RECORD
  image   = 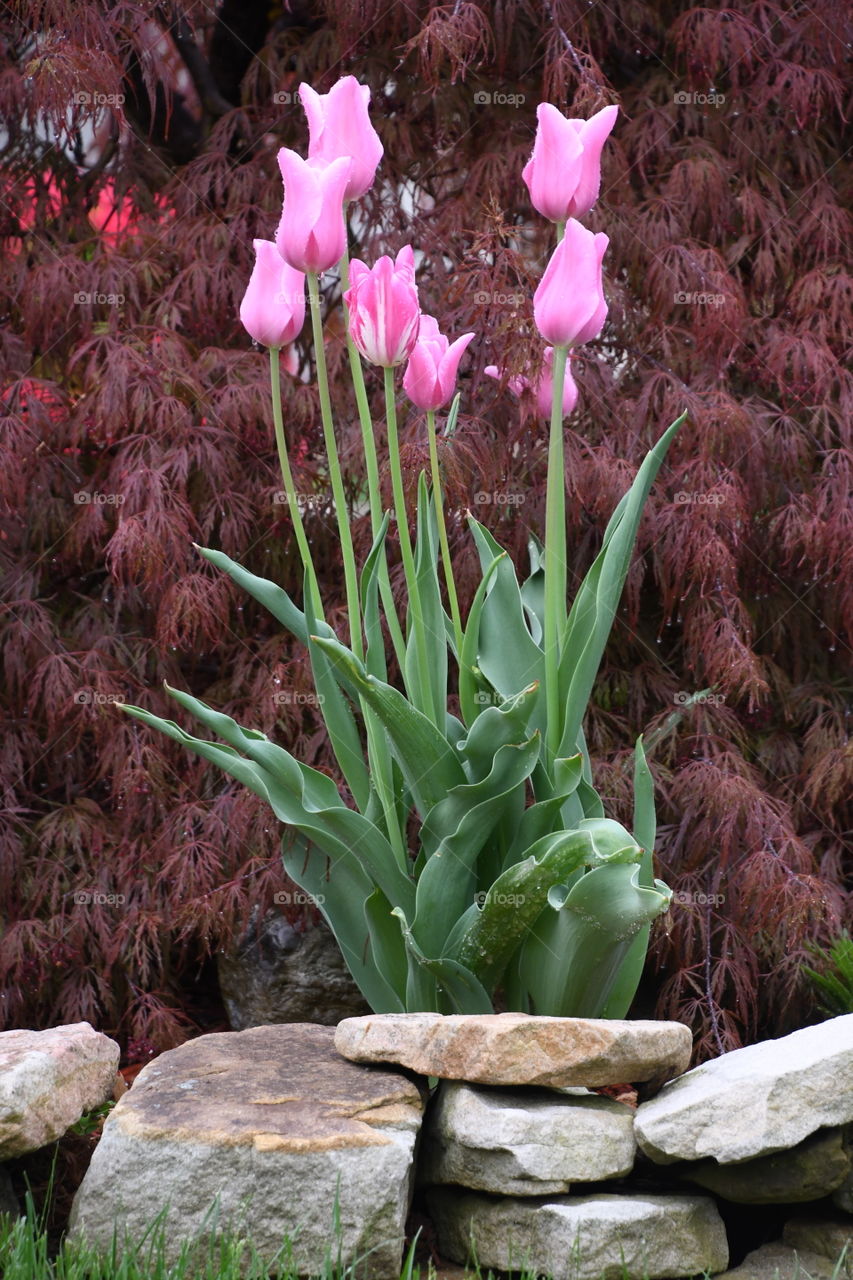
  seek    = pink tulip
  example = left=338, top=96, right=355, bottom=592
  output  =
left=275, top=150, right=351, bottom=274
left=522, top=103, right=618, bottom=223
left=403, top=316, right=475, bottom=411
left=533, top=220, right=609, bottom=347
left=344, top=246, right=421, bottom=367
left=239, top=239, right=306, bottom=349
left=484, top=347, right=578, bottom=418
left=300, top=76, right=383, bottom=203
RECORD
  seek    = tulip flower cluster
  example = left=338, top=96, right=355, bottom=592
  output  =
left=125, top=76, right=685, bottom=1025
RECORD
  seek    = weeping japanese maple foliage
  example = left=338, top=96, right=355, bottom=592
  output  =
left=0, top=0, right=849, bottom=1059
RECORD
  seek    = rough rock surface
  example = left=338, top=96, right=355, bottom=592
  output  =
left=680, top=1126, right=851, bottom=1203
left=834, top=1168, right=853, bottom=1214
left=714, top=1243, right=842, bottom=1280
left=70, top=1024, right=424, bottom=1277
left=426, top=1189, right=729, bottom=1280
left=0, top=1023, right=120, bottom=1159
left=635, top=1014, right=853, bottom=1164
left=335, top=1012, right=692, bottom=1087
left=217, top=913, right=369, bottom=1030
left=420, top=1082, right=635, bottom=1194
left=784, top=1219, right=853, bottom=1279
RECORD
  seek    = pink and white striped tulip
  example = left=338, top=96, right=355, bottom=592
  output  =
left=275, top=150, right=351, bottom=275
left=484, top=346, right=578, bottom=419
left=345, top=246, right=421, bottom=368
left=533, top=220, right=609, bottom=348
left=239, top=239, right=306, bottom=349
left=522, top=103, right=618, bottom=223
left=300, top=76, right=383, bottom=203
left=403, top=315, right=475, bottom=411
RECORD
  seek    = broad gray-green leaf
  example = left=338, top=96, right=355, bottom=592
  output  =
left=451, top=818, right=642, bottom=987
left=282, top=834, right=402, bottom=1014
left=457, top=682, right=541, bottom=783
left=403, top=473, right=447, bottom=722
left=558, top=413, right=686, bottom=758
left=467, top=518, right=545, bottom=720
left=413, top=735, right=541, bottom=954
left=162, top=685, right=415, bottom=916
left=520, top=534, right=546, bottom=645
left=515, top=861, right=671, bottom=1017
left=392, top=908, right=493, bottom=1015
left=458, top=550, right=503, bottom=726
left=303, top=569, right=370, bottom=811
left=310, top=633, right=466, bottom=816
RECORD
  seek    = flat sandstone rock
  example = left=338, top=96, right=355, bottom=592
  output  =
left=70, top=1024, right=424, bottom=1277
left=426, top=1189, right=729, bottom=1280
left=419, top=1081, right=635, bottom=1194
left=0, top=1022, right=119, bottom=1159
left=635, top=1013, right=853, bottom=1165
left=334, top=1012, right=692, bottom=1087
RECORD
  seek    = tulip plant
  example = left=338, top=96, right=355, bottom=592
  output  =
left=122, top=79, right=685, bottom=1019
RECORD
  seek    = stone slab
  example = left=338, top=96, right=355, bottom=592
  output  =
left=715, top=1243, right=843, bottom=1280
left=426, top=1189, right=729, bottom=1280
left=69, top=1024, right=424, bottom=1276
left=0, top=1023, right=120, bottom=1159
left=420, top=1081, right=635, bottom=1194
left=681, top=1127, right=851, bottom=1203
left=784, top=1219, right=853, bottom=1279
left=335, top=1012, right=692, bottom=1087
left=635, top=1014, right=853, bottom=1164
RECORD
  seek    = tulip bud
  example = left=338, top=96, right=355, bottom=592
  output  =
left=300, top=76, right=384, bottom=203
left=239, top=239, right=306, bottom=349
left=345, top=246, right=421, bottom=368
left=403, top=315, right=475, bottom=411
left=523, top=103, right=618, bottom=223
left=275, top=150, right=351, bottom=275
left=485, top=347, right=578, bottom=419
left=533, top=220, right=608, bottom=348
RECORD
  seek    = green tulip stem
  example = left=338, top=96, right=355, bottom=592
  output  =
left=544, top=343, right=569, bottom=760
left=384, top=366, right=437, bottom=725
left=426, top=408, right=463, bottom=661
left=339, top=243, right=406, bottom=671
left=306, top=270, right=363, bottom=661
left=269, top=346, right=322, bottom=615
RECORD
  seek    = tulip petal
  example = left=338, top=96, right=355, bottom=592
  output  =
left=403, top=342, right=441, bottom=408
left=533, top=219, right=608, bottom=347
left=275, top=149, right=320, bottom=273
left=522, top=103, right=584, bottom=223
left=572, top=104, right=619, bottom=218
